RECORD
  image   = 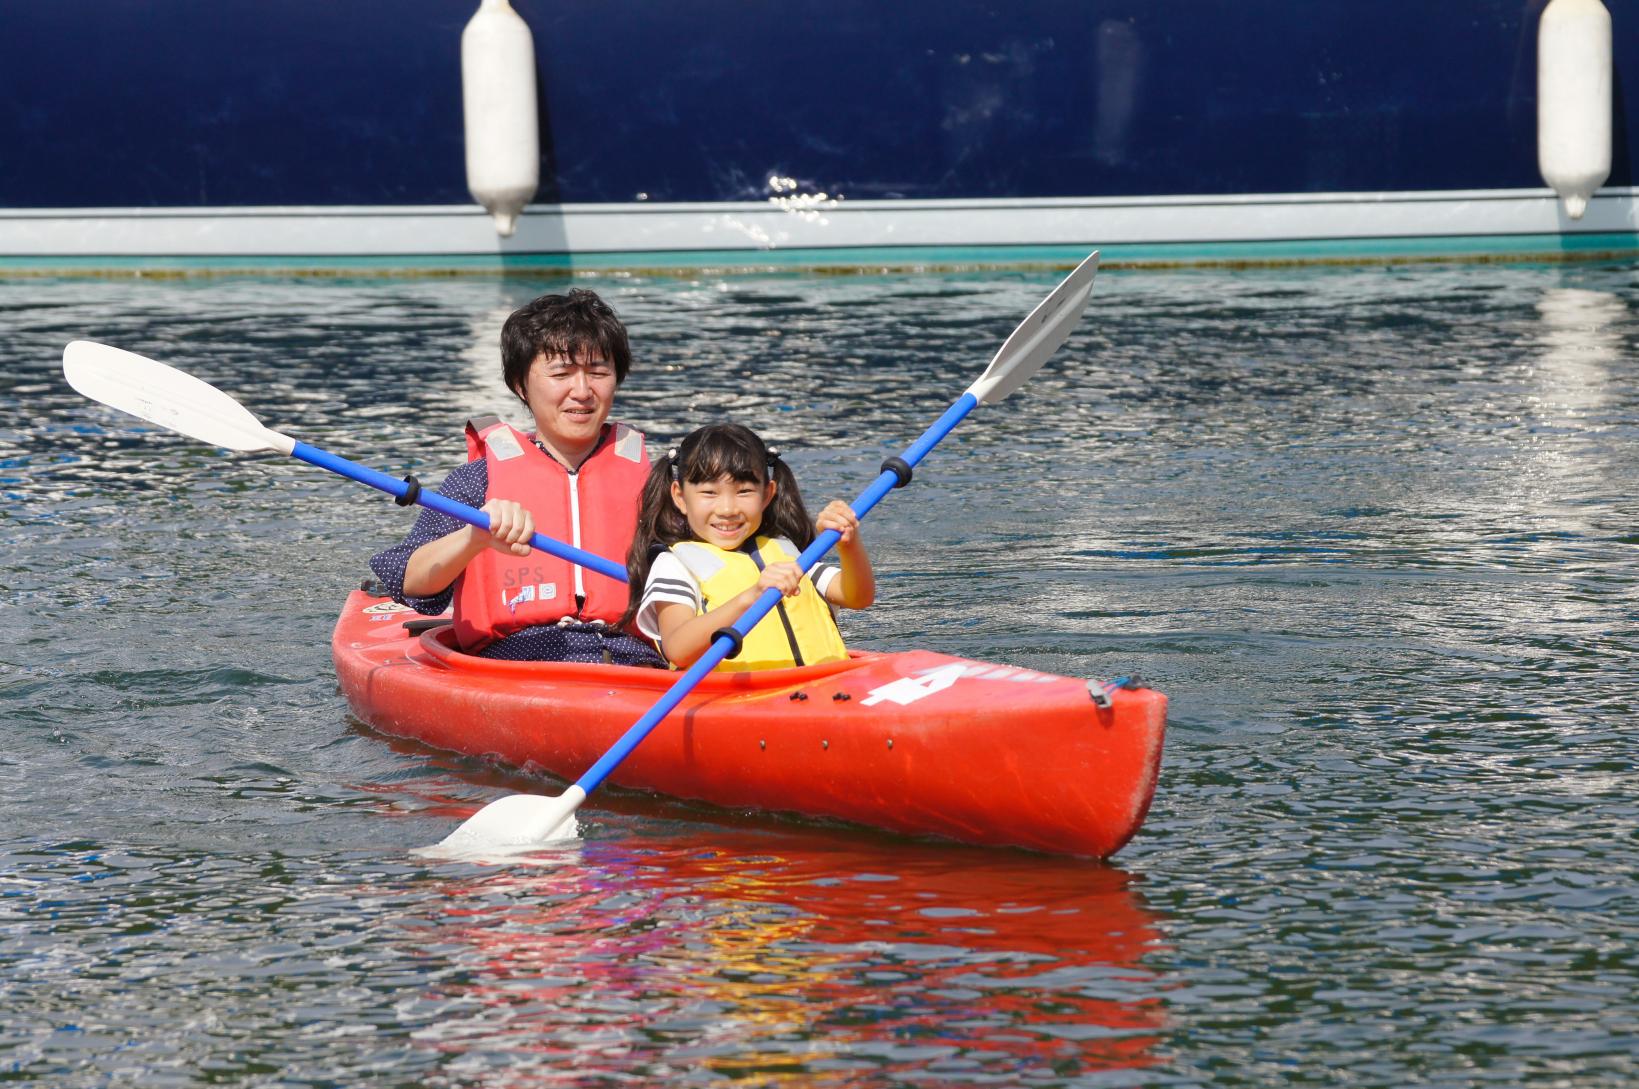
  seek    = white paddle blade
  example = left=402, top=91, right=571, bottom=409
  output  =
left=422, top=787, right=586, bottom=860
left=966, top=251, right=1100, bottom=405
left=62, top=340, right=294, bottom=454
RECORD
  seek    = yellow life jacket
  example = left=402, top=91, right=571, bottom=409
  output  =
left=669, top=535, right=850, bottom=671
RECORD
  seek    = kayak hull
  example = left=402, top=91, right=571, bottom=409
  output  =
left=333, top=590, right=1166, bottom=858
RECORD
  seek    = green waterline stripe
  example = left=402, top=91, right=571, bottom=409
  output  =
left=4, top=233, right=1639, bottom=278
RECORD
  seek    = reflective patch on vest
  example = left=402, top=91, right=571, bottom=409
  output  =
left=612, top=422, right=645, bottom=463
left=486, top=428, right=526, bottom=461
left=671, top=541, right=729, bottom=583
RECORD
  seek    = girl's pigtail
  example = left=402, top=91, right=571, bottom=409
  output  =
left=620, top=454, right=683, bottom=630
left=764, top=452, right=816, bottom=551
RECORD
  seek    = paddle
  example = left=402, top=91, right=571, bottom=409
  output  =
left=435, top=251, right=1102, bottom=857
left=60, top=341, right=628, bottom=583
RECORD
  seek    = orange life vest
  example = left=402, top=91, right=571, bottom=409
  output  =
left=451, top=416, right=648, bottom=651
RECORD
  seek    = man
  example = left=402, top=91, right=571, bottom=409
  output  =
left=371, top=289, right=663, bottom=665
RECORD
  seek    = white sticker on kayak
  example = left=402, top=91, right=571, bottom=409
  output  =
left=861, top=663, right=965, bottom=707
left=363, top=601, right=413, bottom=615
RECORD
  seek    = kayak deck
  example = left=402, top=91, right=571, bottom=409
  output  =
left=333, top=590, right=1165, bottom=858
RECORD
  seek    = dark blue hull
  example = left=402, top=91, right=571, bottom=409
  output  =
left=3, top=1, right=1635, bottom=264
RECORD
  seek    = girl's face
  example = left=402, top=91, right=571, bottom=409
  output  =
left=671, top=472, right=775, bottom=550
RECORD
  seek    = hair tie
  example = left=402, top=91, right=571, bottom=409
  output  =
left=766, top=446, right=781, bottom=469
left=666, top=447, right=680, bottom=482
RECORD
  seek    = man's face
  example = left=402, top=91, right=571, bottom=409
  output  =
left=522, top=350, right=617, bottom=461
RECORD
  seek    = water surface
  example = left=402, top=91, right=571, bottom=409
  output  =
left=3, top=264, right=1636, bottom=1085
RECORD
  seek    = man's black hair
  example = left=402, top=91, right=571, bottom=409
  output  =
left=500, top=288, right=632, bottom=399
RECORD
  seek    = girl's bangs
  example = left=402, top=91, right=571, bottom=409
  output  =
left=681, top=432, right=766, bottom=486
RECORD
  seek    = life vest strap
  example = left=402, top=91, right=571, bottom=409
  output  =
left=745, top=541, right=806, bottom=667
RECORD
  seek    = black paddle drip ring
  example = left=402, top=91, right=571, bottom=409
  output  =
left=394, top=474, right=422, bottom=507
left=881, top=456, right=913, bottom=488
left=712, top=627, right=746, bottom=659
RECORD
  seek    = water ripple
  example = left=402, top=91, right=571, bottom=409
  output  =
left=4, top=265, right=1637, bottom=1085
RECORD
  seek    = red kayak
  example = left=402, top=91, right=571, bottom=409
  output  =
left=333, top=589, right=1166, bottom=858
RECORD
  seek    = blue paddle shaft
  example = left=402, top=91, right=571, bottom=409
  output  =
left=574, top=392, right=979, bottom=794
left=288, top=441, right=629, bottom=583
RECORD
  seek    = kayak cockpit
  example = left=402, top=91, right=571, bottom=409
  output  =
left=414, top=622, right=881, bottom=691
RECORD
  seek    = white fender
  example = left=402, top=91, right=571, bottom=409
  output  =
left=1537, top=0, right=1611, bottom=220
left=462, top=0, right=539, bottom=237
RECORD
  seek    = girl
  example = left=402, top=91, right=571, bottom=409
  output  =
left=623, top=423, right=875, bottom=671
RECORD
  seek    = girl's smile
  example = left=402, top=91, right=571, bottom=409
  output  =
left=671, top=473, right=775, bottom=549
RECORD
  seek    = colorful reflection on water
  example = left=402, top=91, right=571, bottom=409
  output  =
left=400, top=821, right=1162, bottom=1085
